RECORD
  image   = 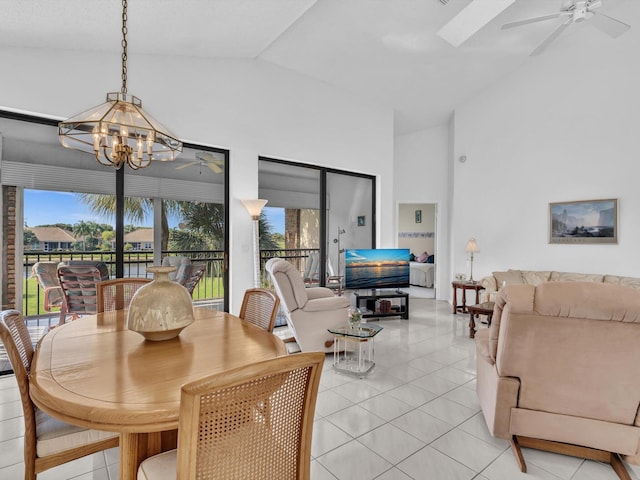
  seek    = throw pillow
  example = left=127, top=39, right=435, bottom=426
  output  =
left=416, top=252, right=428, bottom=263
left=521, top=271, right=551, bottom=285
left=426, top=255, right=434, bottom=264
left=493, top=270, right=524, bottom=288
left=410, top=253, right=416, bottom=261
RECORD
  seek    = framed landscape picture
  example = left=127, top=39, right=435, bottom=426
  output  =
left=549, top=198, right=618, bottom=244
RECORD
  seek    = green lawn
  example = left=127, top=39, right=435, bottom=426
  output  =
left=23, top=277, right=45, bottom=315
left=23, top=276, right=224, bottom=316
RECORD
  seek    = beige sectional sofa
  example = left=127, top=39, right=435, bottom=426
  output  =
left=479, top=269, right=640, bottom=303
left=476, top=282, right=640, bottom=477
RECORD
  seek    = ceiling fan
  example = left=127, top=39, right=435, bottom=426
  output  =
left=175, top=152, right=224, bottom=174
left=502, top=0, right=631, bottom=56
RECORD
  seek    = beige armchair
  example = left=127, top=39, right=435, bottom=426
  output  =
left=476, top=282, right=640, bottom=479
left=265, top=257, right=350, bottom=353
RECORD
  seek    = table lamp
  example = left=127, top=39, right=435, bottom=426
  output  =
left=465, top=238, right=479, bottom=283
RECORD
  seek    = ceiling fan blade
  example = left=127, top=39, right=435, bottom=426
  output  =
left=502, top=13, right=565, bottom=30
left=175, top=161, right=198, bottom=170
left=196, top=151, right=216, bottom=162
left=206, top=162, right=223, bottom=174
left=589, top=11, right=631, bottom=38
left=530, top=20, right=572, bottom=56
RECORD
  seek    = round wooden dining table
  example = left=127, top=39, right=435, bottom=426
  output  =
left=30, top=307, right=286, bottom=480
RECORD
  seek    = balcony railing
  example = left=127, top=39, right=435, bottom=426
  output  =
left=23, top=248, right=320, bottom=318
left=23, top=250, right=225, bottom=318
left=259, top=248, right=319, bottom=287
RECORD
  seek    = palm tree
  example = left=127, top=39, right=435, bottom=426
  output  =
left=73, top=220, right=92, bottom=251
left=77, top=194, right=180, bottom=252
left=258, top=212, right=279, bottom=249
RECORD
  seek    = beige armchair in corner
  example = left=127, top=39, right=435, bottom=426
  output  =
left=476, top=282, right=640, bottom=480
left=266, top=257, right=351, bottom=353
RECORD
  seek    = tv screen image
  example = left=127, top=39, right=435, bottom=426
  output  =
left=345, top=249, right=410, bottom=290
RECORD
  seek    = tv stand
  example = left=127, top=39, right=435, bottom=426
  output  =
left=353, top=290, right=409, bottom=320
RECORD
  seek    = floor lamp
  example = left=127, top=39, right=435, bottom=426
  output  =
left=242, top=199, right=268, bottom=288
left=466, top=238, right=479, bottom=283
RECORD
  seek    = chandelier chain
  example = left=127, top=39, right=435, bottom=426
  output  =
left=121, top=0, right=128, bottom=94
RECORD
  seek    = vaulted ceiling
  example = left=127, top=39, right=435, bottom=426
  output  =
left=0, top=0, right=633, bottom=134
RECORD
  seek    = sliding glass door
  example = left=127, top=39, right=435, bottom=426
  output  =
left=0, top=111, right=229, bottom=316
left=257, top=160, right=321, bottom=283
left=326, top=171, right=374, bottom=285
left=258, top=157, right=375, bottom=288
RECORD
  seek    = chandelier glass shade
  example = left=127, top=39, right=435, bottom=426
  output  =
left=58, top=0, right=182, bottom=170
left=59, top=92, right=182, bottom=170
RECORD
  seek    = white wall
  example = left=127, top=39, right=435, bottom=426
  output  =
left=451, top=1, right=640, bottom=281
left=394, top=125, right=450, bottom=299
left=0, top=48, right=394, bottom=312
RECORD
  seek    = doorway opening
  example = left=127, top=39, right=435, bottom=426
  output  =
left=398, top=203, right=436, bottom=299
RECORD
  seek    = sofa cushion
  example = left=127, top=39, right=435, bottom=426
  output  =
left=493, top=270, right=524, bottom=288
left=497, top=283, right=640, bottom=427
left=549, top=271, right=604, bottom=283
left=490, top=285, right=535, bottom=362
left=521, top=270, right=551, bottom=285
left=604, top=275, right=640, bottom=289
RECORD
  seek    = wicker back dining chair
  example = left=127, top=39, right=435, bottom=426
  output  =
left=238, top=288, right=280, bottom=332
left=57, top=261, right=110, bottom=324
left=0, top=310, right=119, bottom=480
left=137, top=352, right=324, bottom=480
left=96, top=277, right=151, bottom=313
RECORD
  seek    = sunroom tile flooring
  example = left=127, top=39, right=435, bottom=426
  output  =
left=1, top=297, right=640, bottom=479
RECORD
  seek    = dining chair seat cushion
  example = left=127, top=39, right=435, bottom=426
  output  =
left=137, top=449, right=176, bottom=480
left=35, top=407, right=118, bottom=457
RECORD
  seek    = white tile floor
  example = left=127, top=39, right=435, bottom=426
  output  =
left=1, top=297, right=640, bottom=479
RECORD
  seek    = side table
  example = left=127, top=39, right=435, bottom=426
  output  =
left=328, top=323, right=383, bottom=377
left=451, top=281, right=485, bottom=314
left=467, top=301, right=495, bottom=339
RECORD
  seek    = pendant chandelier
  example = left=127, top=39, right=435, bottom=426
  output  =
left=58, top=0, right=182, bottom=170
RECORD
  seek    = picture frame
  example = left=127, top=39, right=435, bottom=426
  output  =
left=415, top=210, right=422, bottom=223
left=549, top=198, right=617, bottom=244
left=357, top=215, right=366, bottom=227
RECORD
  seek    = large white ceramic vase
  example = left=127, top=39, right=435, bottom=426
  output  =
left=127, top=266, right=195, bottom=341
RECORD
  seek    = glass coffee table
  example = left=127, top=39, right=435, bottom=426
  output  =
left=328, top=323, right=383, bottom=377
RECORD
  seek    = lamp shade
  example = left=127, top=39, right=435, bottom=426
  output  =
left=465, top=238, right=479, bottom=253
left=241, top=199, right=268, bottom=218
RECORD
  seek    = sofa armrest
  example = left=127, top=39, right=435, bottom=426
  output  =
left=303, top=296, right=351, bottom=312
left=306, top=287, right=335, bottom=300
left=43, top=286, right=64, bottom=311
left=476, top=330, right=520, bottom=439
left=480, top=275, right=497, bottom=293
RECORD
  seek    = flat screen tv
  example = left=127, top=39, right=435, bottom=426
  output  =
left=345, top=248, right=410, bottom=290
